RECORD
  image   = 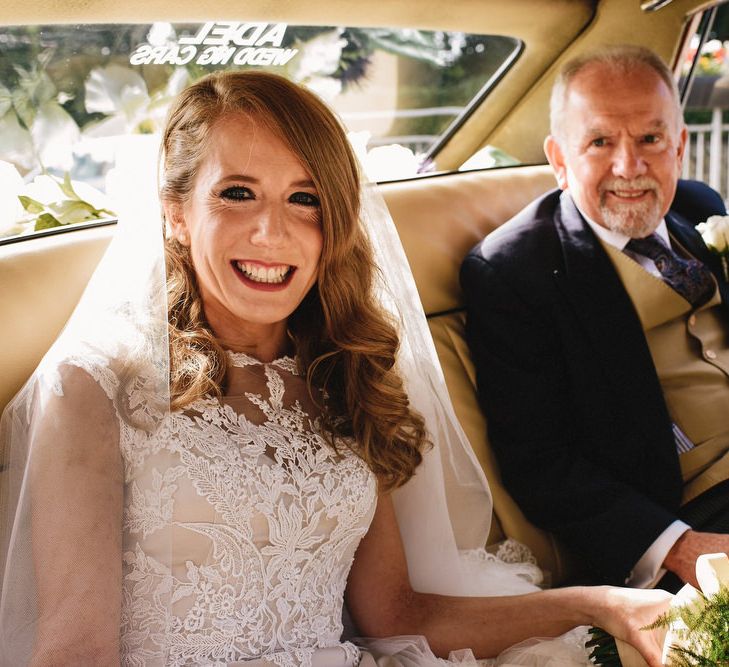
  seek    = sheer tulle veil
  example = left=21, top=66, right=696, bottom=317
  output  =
left=360, top=183, right=541, bottom=597
left=0, top=165, right=173, bottom=662
left=0, top=141, right=541, bottom=663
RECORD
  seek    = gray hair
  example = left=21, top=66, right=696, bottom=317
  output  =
left=549, top=44, right=683, bottom=140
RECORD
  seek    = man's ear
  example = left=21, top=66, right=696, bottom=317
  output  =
left=163, top=200, right=190, bottom=246
left=676, top=125, right=688, bottom=166
left=544, top=135, right=569, bottom=191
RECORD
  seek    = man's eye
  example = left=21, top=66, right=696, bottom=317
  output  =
left=290, top=191, right=320, bottom=207
left=591, top=137, right=606, bottom=147
left=642, top=134, right=659, bottom=144
left=220, top=186, right=253, bottom=201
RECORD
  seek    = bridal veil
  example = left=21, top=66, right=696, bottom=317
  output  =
left=0, top=170, right=173, bottom=662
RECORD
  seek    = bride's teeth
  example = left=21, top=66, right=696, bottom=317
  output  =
left=236, top=261, right=289, bottom=284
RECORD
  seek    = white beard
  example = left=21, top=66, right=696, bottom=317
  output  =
left=598, top=178, right=664, bottom=239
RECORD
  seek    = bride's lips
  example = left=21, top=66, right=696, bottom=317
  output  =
left=231, top=260, right=295, bottom=291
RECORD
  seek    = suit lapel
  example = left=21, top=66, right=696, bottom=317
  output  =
left=552, top=192, right=672, bottom=442
left=667, top=211, right=729, bottom=312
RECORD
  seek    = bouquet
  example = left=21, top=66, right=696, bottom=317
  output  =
left=589, top=553, right=729, bottom=666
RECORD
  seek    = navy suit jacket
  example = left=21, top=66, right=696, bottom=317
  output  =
left=460, top=181, right=727, bottom=584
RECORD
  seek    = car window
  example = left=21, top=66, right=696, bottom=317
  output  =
left=681, top=3, right=729, bottom=203
left=0, top=22, right=520, bottom=241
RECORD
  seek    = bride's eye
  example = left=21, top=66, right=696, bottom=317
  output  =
left=289, top=191, right=320, bottom=207
left=220, top=186, right=253, bottom=201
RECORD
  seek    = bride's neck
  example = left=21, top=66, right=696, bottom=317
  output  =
left=214, top=324, right=291, bottom=363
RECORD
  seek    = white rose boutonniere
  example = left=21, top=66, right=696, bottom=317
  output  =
left=696, top=215, right=729, bottom=281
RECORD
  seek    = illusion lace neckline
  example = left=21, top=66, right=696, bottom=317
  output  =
left=226, top=349, right=299, bottom=374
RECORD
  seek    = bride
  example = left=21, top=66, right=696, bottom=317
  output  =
left=0, top=70, right=669, bottom=666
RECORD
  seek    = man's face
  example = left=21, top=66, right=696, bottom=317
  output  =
left=544, top=62, right=687, bottom=238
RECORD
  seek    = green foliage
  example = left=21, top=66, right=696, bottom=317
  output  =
left=645, top=586, right=729, bottom=666
left=10, top=53, right=56, bottom=128
left=589, top=587, right=729, bottom=667
left=16, top=172, right=115, bottom=233
left=586, top=626, right=622, bottom=666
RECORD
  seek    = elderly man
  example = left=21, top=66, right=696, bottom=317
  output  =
left=461, top=44, right=729, bottom=590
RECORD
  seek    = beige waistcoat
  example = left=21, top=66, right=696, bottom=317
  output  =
left=601, top=241, right=729, bottom=504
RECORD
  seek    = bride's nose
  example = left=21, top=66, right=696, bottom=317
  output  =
left=250, top=205, right=287, bottom=248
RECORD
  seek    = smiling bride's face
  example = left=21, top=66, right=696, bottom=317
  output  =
left=166, top=114, right=323, bottom=351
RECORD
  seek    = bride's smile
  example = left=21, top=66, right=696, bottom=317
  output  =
left=232, top=260, right=294, bottom=287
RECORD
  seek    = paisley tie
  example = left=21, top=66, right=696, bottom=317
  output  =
left=626, top=234, right=714, bottom=307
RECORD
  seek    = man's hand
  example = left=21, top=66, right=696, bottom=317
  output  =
left=663, top=530, right=729, bottom=586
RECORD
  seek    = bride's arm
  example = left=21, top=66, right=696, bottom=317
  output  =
left=28, top=365, right=123, bottom=666
left=345, top=493, right=670, bottom=667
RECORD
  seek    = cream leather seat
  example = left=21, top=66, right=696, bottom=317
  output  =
left=380, top=164, right=575, bottom=584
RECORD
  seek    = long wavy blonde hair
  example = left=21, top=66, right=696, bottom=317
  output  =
left=160, top=70, right=426, bottom=490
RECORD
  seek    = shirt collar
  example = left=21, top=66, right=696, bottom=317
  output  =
left=574, top=201, right=670, bottom=251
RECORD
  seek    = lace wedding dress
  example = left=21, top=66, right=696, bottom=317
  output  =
left=36, top=348, right=583, bottom=667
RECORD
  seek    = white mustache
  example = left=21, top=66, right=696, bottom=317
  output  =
left=600, top=177, right=659, bottom=194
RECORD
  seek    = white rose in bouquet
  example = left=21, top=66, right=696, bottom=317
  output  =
left=696, top=215, right=729, bottom=280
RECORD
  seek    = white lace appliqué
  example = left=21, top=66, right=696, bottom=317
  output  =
left=462, top=539, right=544, bottom=588
left=87, top=352, right=378, bottom=666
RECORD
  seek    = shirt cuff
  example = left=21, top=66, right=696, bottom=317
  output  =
left=625, top=520, right=691, bottom=588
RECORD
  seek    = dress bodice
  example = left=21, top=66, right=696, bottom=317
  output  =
left=92, top=352, right=378, bottom=666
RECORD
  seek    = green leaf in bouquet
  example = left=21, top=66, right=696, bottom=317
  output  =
left=58, top=171, right=81, bottom=201
left=34, top=213, right=61, bottom=231
left=586, top=626, right=622, bottom=666
left=11, top=87, right=36, bottom=130
left=47, top=199, right=98, bottom=225
left=30, top=69, right=57, bottom=107
left=12, top=62, right=57, bottom=126
left=644, top=585, right=729, bottom=666
left=18, top=195, right=45, bottom=214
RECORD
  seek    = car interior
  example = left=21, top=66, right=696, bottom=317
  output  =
left=1, top=0, right=724, bottom=586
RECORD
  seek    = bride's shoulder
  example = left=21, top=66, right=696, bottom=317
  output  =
left=39, top=349, right=122, bottom=404
left=7, top=354, right=125, bottom=463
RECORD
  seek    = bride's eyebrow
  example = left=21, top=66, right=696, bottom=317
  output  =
left=291, top=179, right=317, bottom=189
left=216, top=176, right=316, bottom=189
left=218, top=174, right=258, bottom=184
